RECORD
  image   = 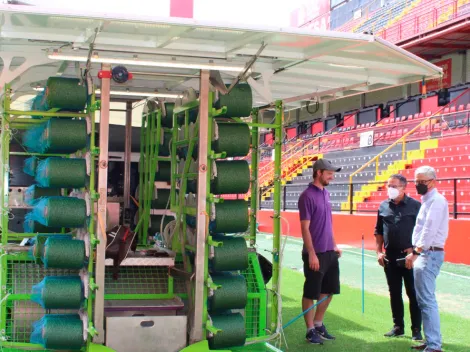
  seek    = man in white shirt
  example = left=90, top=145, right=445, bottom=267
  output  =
left=405, top=166, right=448, bottom=352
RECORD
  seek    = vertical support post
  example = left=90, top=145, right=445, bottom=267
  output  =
left=349, top=181, right=354, bottom=215
left=250, top=109, right=259, bottom=246
left=94, top=63, right=111, bottom=343
left=137, top=113, right=146, bottom=237
left=402, top=138, right=406, bottom=161
left=190, top=69, right=210, bottom=344
left=270, top=100, right=283, bottom=333
left=87, top=90, right=97, bottom=341
left=1, top=85, right=11, bottom=246
left=282, top=186, right=287, bottom=212
left=453, top=178, right=457, bottom=219
left=0, top=85, right=11, bottom=337
left=362, top=234, right=365, bottom=314
left=123, top=101, right=132, bottom=214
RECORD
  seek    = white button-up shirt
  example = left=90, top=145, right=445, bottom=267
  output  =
left=412, top=188, right=449, bottom=249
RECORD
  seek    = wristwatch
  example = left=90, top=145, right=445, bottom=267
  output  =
left=412, top=249, right=421, bottom=256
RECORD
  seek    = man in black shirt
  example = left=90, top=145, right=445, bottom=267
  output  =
left=374, top=174, right=422, bottom=341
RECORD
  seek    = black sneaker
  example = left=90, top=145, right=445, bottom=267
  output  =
left=384, top=326, right=405, bottom=337
left=306, top=328, right=324, bottom=345
left=412, top=329, right=423, bottom=341
left=315, top=324, right=336, bottom=340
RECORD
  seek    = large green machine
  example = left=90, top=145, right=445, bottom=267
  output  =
left=133, top=78, right=285, bottom=351
left=0, top=72, right=284, bottom=352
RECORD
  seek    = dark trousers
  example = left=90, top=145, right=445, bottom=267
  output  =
left=384, top=257, right=422, bottom=331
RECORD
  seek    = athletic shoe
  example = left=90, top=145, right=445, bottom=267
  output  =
left=411, top=343, right=427, bottom=350
left=423, top=348, right=442, bottom=352
left=306, top=328, right=324, bottom=345
left=384, top=326, right=405, bottom=337
left=315, top=324, right=336, bottom=340
left=412, top=329, right=423, bottom=341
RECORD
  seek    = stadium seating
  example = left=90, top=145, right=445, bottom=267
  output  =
left=354, top=0, right=419, bottom=34
left=357, top=135, right=470, bottom=217
left=261, top=133, right=470, bottom=219
left=260, top=141, right=421, bottom=211
left=258, top=89, right=470, bottom=219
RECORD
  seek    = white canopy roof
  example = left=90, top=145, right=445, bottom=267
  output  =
left=0, top=5, right=443, bottom=109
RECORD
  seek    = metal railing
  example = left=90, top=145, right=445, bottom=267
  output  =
left=344, top=178, right=470, bottom=219
left=348, top=88, right=470, bottom=187
left=377, top=0, right=468, bottom=43
left=259, top=107, right=470, bottom=165
left=262, top=178, right=470, bottom=219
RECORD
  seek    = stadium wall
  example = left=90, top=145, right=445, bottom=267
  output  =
left=257, top=210, right=470, bottom=265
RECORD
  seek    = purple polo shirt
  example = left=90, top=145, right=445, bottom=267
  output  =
left=298, top=183, right=335, bottom=254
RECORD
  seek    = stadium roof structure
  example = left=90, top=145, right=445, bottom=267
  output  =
left=399, top=17, right=470, bottom=61
left=0, top=4, right=443, bottom=109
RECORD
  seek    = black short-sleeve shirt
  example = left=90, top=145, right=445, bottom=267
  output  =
left=374, top=196, right=421, bottom=255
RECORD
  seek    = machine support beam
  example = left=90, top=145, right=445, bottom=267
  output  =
left=271, top=101, right=283, bottom=332
left=94, top=63, right=111, bottom=344
left=190, top=69, right=210, bottom=344
left=123, top=101, right=132, bottom=216
left=250, top=108, right=259, bottom=246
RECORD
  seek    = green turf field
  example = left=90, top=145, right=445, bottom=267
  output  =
left=242, top=233, right=470, bottom=352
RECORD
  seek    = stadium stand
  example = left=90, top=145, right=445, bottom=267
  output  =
left=353, top=0, right=419, bottom=34
left=256, top=86, right=470, bottom=219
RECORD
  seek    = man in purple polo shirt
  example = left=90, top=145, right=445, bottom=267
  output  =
left=298, top=158, right=342, bottom=345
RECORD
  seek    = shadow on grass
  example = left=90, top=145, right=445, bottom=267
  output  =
left=277, top=306, right=470, bottom=352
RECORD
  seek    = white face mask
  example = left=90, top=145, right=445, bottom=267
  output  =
left=387, top=187, right=400, bottom=200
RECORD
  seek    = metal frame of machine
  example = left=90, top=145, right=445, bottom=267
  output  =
left=0, top=5, right=445, bottom=352
left=0, top=82, right=99, bottom=349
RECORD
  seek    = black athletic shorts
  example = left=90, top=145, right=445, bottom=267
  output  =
left=302, top=251, right=340, bottom=300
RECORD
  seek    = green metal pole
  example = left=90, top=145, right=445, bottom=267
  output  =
left=250, top=108, right=260, bottom=247
left=270, top=100, right=283, bottom=333
left=87, top=90, right=97, bottom=347
left=1, top=85, right=12, bottom=339
left=202, top=92, right=214, bottom=341
left=137, top=113, right=146, bottom=240
left=7, top=110, right=88, bottom=118
left=142, top=113, right=153, bottom=245
left=170, top=111, right=178, bottom=210
left=143, top=112, right=156, bottom=243
left=1, top=85, right=11, bottom=246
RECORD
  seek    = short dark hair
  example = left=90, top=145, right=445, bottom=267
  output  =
left=313, top=169, right=325, bottom=179
left=389, top=174, right=407, bottom=186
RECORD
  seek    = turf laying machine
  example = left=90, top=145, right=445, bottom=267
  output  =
left=0, top=68, right=285, bottom=351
